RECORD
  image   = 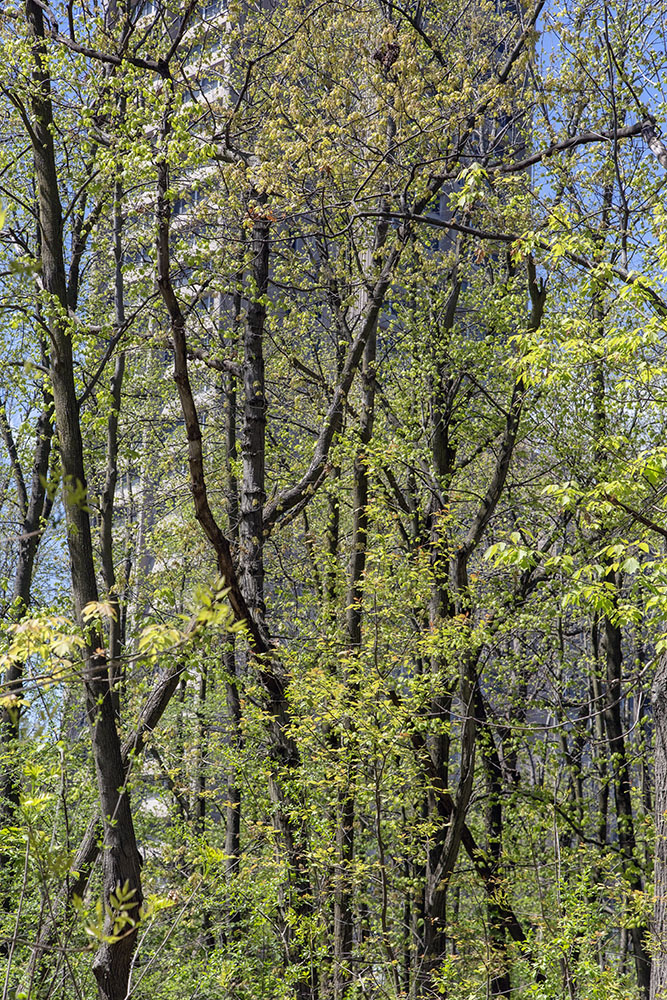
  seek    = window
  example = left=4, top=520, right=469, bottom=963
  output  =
left=173, top=266, right=195, bottom=287
left=197, top=292, right=216, bottom=313
left=200, top=0, right=225, bottom=18
left=172, top=196, right=187, bottom=217
left=187, top=42, right=204, bottom=67
left=200, top=74, right=222, bottom=95
left=172, top=186, right=206, bottom=217
left=137, top=0, right=158, bottom=17
left=124, top=245, right=152, bottom=265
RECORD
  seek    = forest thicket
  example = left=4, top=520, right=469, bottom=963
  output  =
left=2, top=1, right=667, bottom=999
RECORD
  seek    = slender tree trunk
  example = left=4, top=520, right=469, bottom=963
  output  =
left=223, top=282, right=243, bottom=939
left=240, top=211, right=269, bottom=624
left=651, top=654, right=667, bottom=1000
left=194, top=660, right=208, bottom=833
left=0, top=393, right=52, bottom=917
left=195, top=659, right=215, bottom=951
left=100, top=174, right=126, bottom=719
left=591, top=618, right=610, bottom=844
left=333, top=328, right=376, bottom=998
left=591, top=249, right=650, bottom=995
left=476, top=689, right=510, bottom=997
left=602, top=592, right=650, bottom=997
left=224, top=645, right=242, bottom=904
left=419, top=277, right=460, bottom=992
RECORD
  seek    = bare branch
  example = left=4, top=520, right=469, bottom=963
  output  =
left=0, top=402, right=28, bottom=518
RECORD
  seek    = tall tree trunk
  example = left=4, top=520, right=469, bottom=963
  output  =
left=194, top=659, right=215, bottom=951
left=100, top=174, right=126, bottom=720
left=476, top=689, right=510, bottom=997
left=237, top=210, right=314, bottom=987
left=591, top=617, right=610, bottom=845
left=154, top=113, right=313, bottom=997
left=240, top=211, right=269, bottom=625
left=602, top=592, right=650, bottom=997
left=334, top=328, right=376, bottom=998
left=591, top=241, right=650, bottom=996
left=223, top=280, right=243, bottom=939
left=419, top=259, right=545, bottom=996
left=419, top=276, right=460, bottom=991
left=25, top=5, right=143, bottom=996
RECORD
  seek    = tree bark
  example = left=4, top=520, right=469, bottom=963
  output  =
left=419, top=276, right=460, bottom=990
left=419, top=259, right=545, bottom=996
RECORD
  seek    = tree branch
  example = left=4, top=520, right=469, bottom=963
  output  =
left=0, top=402, right=27, bottom=518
